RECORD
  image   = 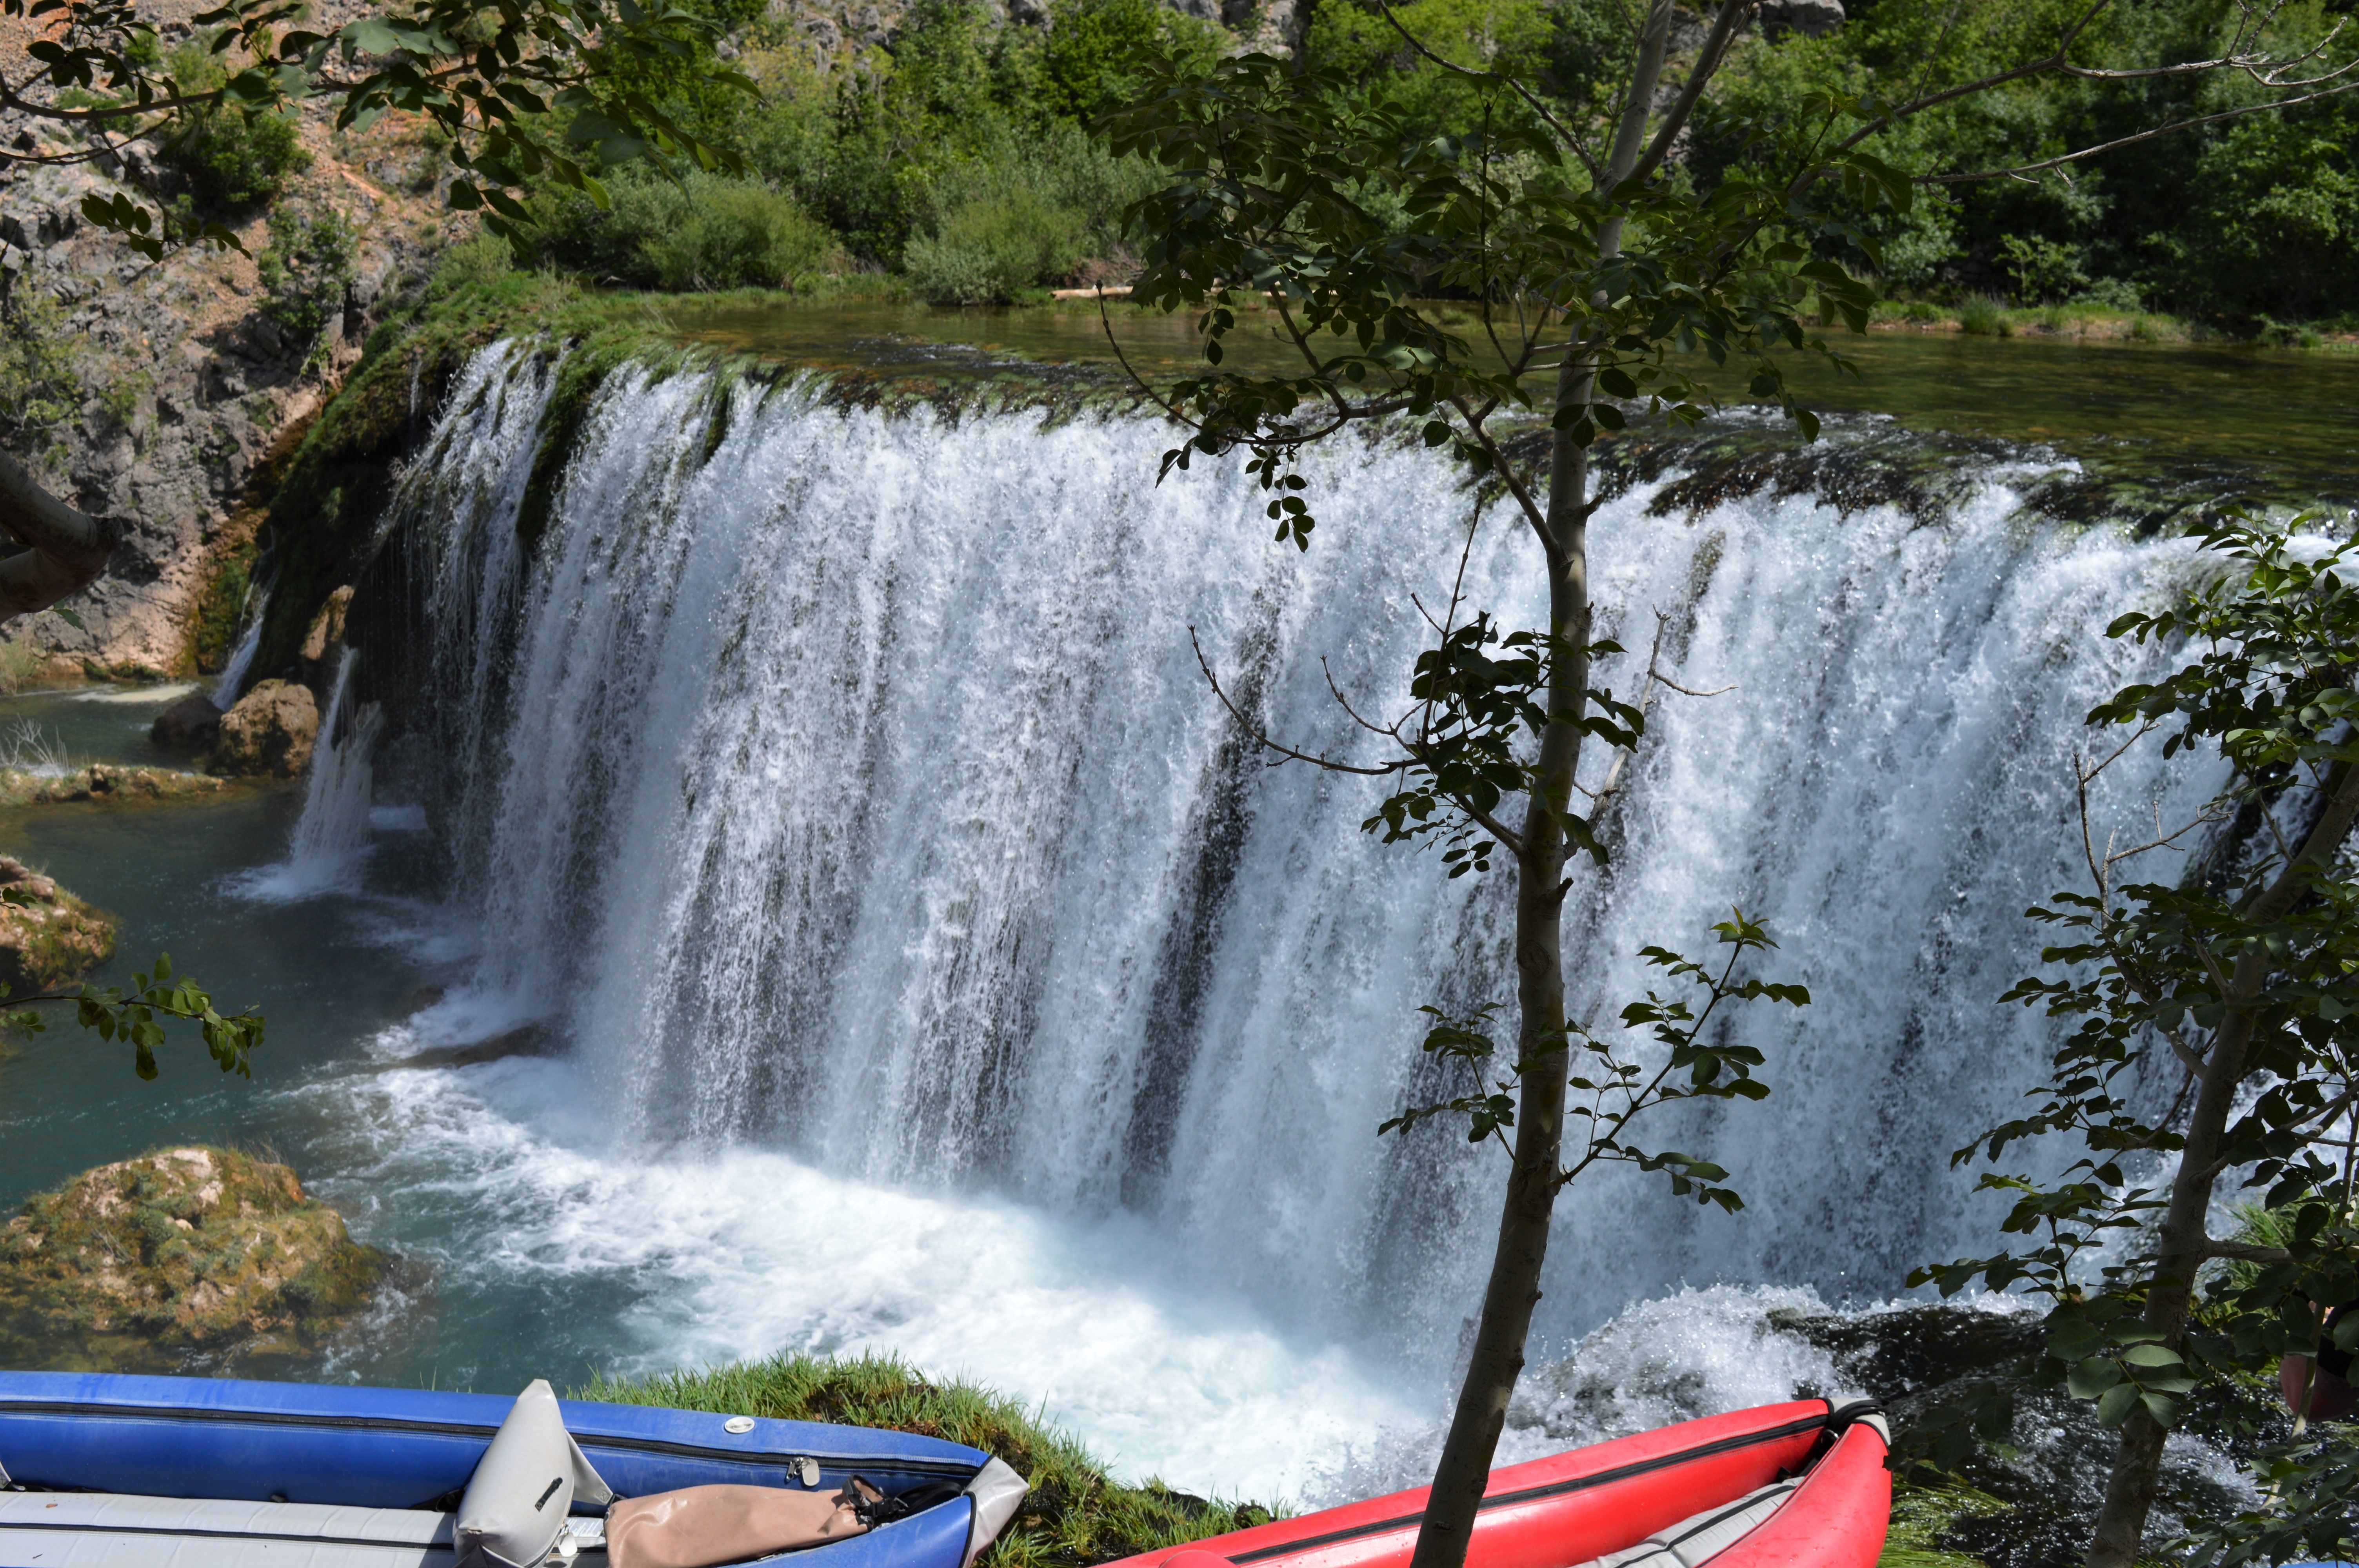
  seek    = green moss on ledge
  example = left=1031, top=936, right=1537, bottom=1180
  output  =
left=0, top=1145, right=393, bottom=1373
left=578, top=1352, right=1281, bottom=1568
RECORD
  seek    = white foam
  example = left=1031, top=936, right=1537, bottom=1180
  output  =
left=298, top=1058, right=1420, bottom=1501
left=71, top=681, right=201, bottom=705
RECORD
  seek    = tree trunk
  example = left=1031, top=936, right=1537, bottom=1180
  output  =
left=2085, top=759, right=2359, bottom=1568
left=1402, top=13, right=1674, bottom=1568
left=0, top=448, right=115, bottom=623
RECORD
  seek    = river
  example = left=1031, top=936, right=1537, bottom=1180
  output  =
left=0, top=315, right=2348, bottom=1504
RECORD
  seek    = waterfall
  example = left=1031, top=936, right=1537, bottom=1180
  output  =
left=246, top=651, right=385, bottom=898
left=341, top=345, right=2229, bottom=1374
left=213, top=588, right=270, bottom=704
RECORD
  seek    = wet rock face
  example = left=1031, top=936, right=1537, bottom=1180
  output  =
left=0, top=853, right=116, bottom=992
left=1757, top=0, right=1845, bottom=37
left=0, top=1145, right=391, bottom=1372
left=1777, top=1303, right=2274, bottom=1568
left=151, top=692, right=225, bottom=750
left=211, top=678, right=319, bottom=776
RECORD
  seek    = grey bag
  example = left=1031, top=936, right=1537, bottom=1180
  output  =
left=455, top=1380, right=616, bottom=1568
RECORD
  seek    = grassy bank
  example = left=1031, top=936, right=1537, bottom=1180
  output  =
left=1867, top=296, right=2359, bottom=348
left=576, top=1352, right=1279, bottom=1568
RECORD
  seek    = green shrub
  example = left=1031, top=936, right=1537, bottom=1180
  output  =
left=158, top=37, right=310, bottom=210
left=428, top=230, right=520, bottom=297
left=257, top=205, right=359, bottom=364
left=905, top=184, right=1087, bottom=303
left=1995, top=233, right=2086, bottom=304
left=1957, top=295, right=2010, bottom=337
left=2072, top=276, right=2142, bottom=312
left=0, top=279, right=77, bottom=444
left=531, top=170, right=838, bottom=290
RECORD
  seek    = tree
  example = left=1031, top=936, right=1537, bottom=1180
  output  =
left=1912, top=515, right=2359, bottom=1568
left=1095, top=7, right=2355, bottom=1568
left=1, top=0, right=753, bottom=617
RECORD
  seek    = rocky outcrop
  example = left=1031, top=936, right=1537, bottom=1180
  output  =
left=210, top=678, right=318, bottom=776
left=299, top=584, right=354, bottom=700
left=0, top=3, right=451, bottom=678
left=151, top=692, right=225, bottom=749
left=0, top=1145, right=391, bottom=1372
left=0, top=855, right=116, bottom=992
left=1757, top=0, right=1845, bottom=38
left=0, top=763, right=229, bottom=806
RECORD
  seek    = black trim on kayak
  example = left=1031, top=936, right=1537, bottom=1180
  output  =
left=0, top=1400, right=979, bottom=1480
left=1225, top=1409, right=1834, bottom=1565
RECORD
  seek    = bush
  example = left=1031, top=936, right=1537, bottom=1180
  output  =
left=1957, top=294, right=2010, bottom=336
left=159, top=39, right=309, bottom=209
left=428, top=230, right=520, bottom=297
left=160, top=106, right=309, bottom=209
left=905, top=184, right=1087, bottom=303
left=531, top=170, right=838, bottom=290
left=2071, top=276, right=2143, bottom=312
left=0, top=279, right=77, bottom=443
left=257, top=205, right=359, bottom=364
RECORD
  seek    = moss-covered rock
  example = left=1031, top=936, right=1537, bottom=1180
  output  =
left=0, top=1145, right=391, bottom=1372
left=0, top=855, right=116, bottom=992
left=0, top=764, right=231, bottom=808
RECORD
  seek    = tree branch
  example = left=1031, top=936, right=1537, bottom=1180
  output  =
left=0, top=448, right=116, bottom=623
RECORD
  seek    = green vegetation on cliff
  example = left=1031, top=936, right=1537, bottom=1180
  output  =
left=581, top=1352, right=1279, bottom=1568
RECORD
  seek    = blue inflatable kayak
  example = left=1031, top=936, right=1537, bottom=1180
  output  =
left=0, top=1370, right=1031, bottom=1568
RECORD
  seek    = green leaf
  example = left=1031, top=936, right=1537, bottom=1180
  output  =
left=51, top=604, right=84, bottom=630
left=2095, top=1382, right=2140, bottom=1426
left=2069, top=1356, right=2124, bottom=1397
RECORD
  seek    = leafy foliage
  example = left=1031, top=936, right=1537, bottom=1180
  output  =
left=1102, top=50, right=1902, bottom=541
left=4, top=949, right=265, bottom=1081
left=2, top=0, right=757, bottom=258
left=1383, top=913, right=1808, bottom=1215
left=1905, top=515, right=2359, bottom=1538
left=258, top=204, right=359, bottom=363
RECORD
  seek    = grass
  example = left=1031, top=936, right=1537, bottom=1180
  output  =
left=1875, top=1476, right=2011, bottom=1568
left=576, top=1351, right=1281, bottom=1568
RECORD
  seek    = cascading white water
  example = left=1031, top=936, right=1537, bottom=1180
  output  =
left=242, top=650, right=386, bottom=899
left=213, top=588, right=270, bottom=704
left=334, top=342, right=2229, bottom=1420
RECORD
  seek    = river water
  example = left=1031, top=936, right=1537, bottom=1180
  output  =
left=0, top=320, right=2347, bottom=1504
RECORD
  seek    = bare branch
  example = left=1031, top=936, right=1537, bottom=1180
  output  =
left=1925, top=80, right=2359, bottom=183
left=1190, top=626, right=1402, bottom=777
left=0, top=449, right=116, bottom=624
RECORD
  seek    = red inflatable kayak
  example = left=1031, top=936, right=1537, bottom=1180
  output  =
left=1105, top=1400, right=1888, bottom=1568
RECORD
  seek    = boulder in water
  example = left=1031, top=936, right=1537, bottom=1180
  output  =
left=0, top=1146, right=392, bottom=1372
left=0, top=855, right=116, bottom=992
left=151, top=693, right=224, bottom=750
left=211, top=679, right=319, bottom=777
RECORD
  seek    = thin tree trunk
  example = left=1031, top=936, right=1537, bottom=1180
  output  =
left=2086, top=759, right=2359, bottom=1568
left=1402, top=12, right=1674, bottom=1568
left=0, top=448, right=114, bottom=622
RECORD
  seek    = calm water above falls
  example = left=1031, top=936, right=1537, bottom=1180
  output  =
left=0, top=329, right=2334, bottom=1501
left=656, top=298, right=2359, bottom=503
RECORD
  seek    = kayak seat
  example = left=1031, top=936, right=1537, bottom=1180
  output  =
left=1572, top=1479, right=1801, bottom=1568
left=0, top=1490, right=462, bottom=1567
